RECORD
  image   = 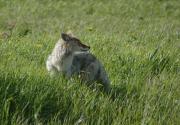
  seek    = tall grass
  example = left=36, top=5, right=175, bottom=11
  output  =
left=0, top=0, right=180, bottom=124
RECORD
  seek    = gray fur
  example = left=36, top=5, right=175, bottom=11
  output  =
left=46, top=33, right=110, bottom=92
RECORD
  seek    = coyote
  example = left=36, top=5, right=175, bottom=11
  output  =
left=46, top=33, right=110, bottom=91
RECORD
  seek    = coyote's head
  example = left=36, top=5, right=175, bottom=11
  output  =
left=61, top=33, right=90, bottom=52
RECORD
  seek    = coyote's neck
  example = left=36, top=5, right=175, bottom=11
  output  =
left=52, top=41, right=74, bottom=73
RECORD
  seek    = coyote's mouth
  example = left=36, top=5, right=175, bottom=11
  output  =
left=79, top=42, right=90, bottom=50
left=80, top=44, right=90, bottom=52
left=81, top=47, right=90, bottom=51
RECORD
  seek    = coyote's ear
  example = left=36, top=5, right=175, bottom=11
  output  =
left=61, top=33, right=72, bottom=42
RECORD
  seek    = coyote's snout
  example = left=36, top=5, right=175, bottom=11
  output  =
left=46, top=32, right=110, bottom=92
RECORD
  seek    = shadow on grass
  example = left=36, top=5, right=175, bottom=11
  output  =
left=110, top=85, right=127, bottom=100
left=0, top=73, right=73, bottom=124
left=108, top=83, right=141, bottom=106
left=0, top=72, right=141, bottom=125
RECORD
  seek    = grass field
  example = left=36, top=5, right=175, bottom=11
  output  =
left=0, top=0, right=180, bottom=124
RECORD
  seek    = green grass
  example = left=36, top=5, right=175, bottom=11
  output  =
left=0, top=0, right=180, bottom=124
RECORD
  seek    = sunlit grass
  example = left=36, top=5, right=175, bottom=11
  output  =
left=0, top=0, right=180, bottom=124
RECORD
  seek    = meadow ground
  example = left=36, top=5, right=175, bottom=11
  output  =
left=0, top=0, right=180, bottom=124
